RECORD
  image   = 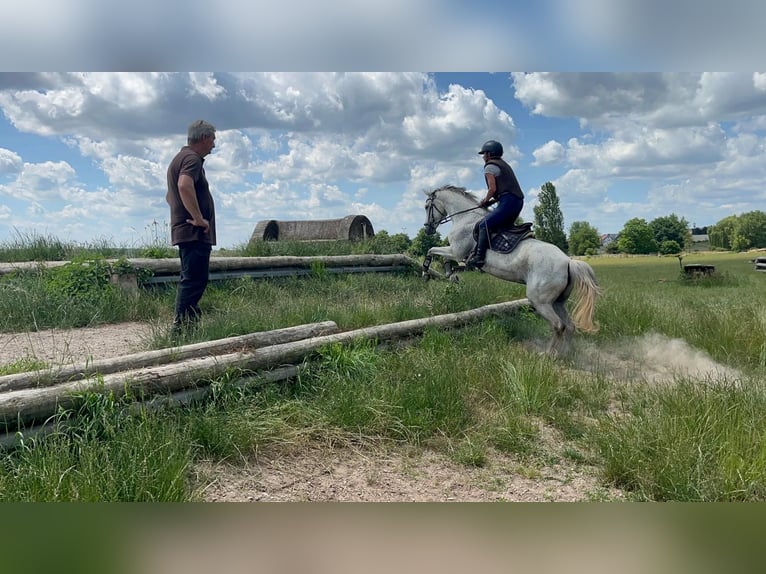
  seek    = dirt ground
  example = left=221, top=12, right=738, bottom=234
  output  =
left=194, top=444, right=623, bottom=502
left=0, top=322, right=154, bottom=367
left=0, top=322, right=624, bottom=502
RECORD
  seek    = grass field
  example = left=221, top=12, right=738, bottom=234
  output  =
left=0, top=239, right=764, bottom=501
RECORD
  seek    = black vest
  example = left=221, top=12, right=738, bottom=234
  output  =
left=486, top=158, right=524, bottom=199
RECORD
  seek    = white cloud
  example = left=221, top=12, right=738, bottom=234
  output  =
left=2, top=161, right=77, bottom=201
left=513, top=72, right=766, bottom=129
left=533, top=141, right=565, bottom=166
left=0, top=148, right=22, bottom=174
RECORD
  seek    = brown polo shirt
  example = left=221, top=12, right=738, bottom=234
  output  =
left=166, top=146, right=216, bottom=245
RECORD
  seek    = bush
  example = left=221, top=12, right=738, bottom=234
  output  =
left=45, top=257, right=112, bottom=301
left=659, top=240, right=681, bottom=255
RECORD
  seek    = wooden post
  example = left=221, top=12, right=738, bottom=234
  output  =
left=110, top=273, right=139, bottom=296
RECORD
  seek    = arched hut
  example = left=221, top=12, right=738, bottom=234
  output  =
left=250, top=215, right=375, bottom=243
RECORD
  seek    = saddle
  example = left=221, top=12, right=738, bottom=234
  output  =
left=473, top=221, right=535, bottom=254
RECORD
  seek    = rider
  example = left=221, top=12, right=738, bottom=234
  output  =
left=465, top=140, right=525, bottom=269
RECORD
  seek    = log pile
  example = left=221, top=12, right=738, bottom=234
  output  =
left=0, top=255, right=423, bottom=288
left=0, top=300, right=529, bottom=437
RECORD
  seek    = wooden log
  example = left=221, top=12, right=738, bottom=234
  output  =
left=0, top=260, right=69, bottom=275
left=0, top=321, right=338, bottom=393
left=0, top=300, right=529, bottom=428
left=0, top=365, right=301, bottom=450
left=0, top=255, right=421, bottom=277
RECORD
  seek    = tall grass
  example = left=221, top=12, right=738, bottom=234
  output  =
left=0, top=258, right=169, bottom=331
left=589, top=253, right=766, bottom=368
left=591, top=378, right=766, bottom=501
left=0, top=391, right=191, bottom=501
left=0, top=229, right=145, bottom=262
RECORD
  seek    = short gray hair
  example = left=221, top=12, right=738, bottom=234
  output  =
left=187, top=120, right=216, bottom=144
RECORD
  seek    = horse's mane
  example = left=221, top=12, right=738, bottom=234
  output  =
left=429, top=185, right=481, bottom=206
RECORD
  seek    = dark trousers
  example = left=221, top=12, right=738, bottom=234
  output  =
left=481, top=193, right=523, bottom=235
left=470, top=194, right=524, bottom=266
left=174, top=241, right=212, bottom=325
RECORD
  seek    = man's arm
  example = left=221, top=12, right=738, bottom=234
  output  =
left=178, top=174, right=210, bottom=232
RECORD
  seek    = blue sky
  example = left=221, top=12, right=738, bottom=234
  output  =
left=1, top=72, right=765, bottom=249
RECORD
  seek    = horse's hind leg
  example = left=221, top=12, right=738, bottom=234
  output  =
left=533, top=302, right=567, bottom=355
left=443, top=261, right=460, bottom=283
left=553, top=301, right=575, bottom=355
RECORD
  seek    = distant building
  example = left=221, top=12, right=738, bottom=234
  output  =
left=691, top=234, right=709, bottom=243
left=600, top=233, right=619, bottom=246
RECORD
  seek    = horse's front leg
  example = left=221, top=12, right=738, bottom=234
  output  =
left=422, top=246, right=455, bottom=281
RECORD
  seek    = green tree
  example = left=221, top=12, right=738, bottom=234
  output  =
left=617, top=218, right=658, bottom=254
left=389, top=232, right=413, bottom=253
left=708, top=215, right=738, bottom=249
left=735, top=210, right=766, bottom=249
left=568, top=221, right=601, bottom=256
left=533, top=182, right=568, bottom=252
left=368, top=230, right=412, bottom=253
left=649, top=214, right=690, bottom=250
left=730, top=233, right=750, bottom=252
left=408, top=228, right=443, bottom=258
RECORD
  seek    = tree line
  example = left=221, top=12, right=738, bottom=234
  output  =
left=531, top=182, right=766, bottom=256
left=385, top=181, right=765, bottom=258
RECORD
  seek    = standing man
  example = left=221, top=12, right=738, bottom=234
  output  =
left=166, top=120, right=217, bottom=331
left=465, top=139, right=524, bottom=269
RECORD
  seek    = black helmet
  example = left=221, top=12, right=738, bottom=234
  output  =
left=478, top=140, right=503, bottom=157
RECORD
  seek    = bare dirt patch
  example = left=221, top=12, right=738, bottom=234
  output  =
left=0, top=322, right=154, bottom=367
left=195, top=444, right=623, bottom=502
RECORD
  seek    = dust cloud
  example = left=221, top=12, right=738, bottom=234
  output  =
left=572, top=332, right=742, bottom=385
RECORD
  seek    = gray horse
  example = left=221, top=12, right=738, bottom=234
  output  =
left=423, top=185, right=601, bottom=355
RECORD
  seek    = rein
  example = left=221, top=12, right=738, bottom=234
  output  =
left=427, top=198, right=484, bottom=227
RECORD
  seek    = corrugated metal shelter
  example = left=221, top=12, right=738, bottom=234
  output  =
left=250, top=215, right=375, bottom=243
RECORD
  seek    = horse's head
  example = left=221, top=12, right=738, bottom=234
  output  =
left=423, top=185, right=481, bottom=235
left=423, top=189, right=447, bottom=236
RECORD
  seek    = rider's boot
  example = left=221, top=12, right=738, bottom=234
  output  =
left=465, top=226, right=490, bottom=270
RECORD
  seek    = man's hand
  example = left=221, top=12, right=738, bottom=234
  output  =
left=187, top=217, right=210, bottom=233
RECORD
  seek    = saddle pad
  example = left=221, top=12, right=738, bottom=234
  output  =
left=473, top=221, right=534, bottom=254
left=490, top=229, right=535, bottom=253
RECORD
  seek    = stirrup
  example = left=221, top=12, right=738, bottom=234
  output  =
left=464, top=253, right=485, bottom=270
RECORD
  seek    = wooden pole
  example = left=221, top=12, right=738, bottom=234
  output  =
left=0, top=300, right=529, bottom=428
left=0, top=255, right=421, bottom=277
left=0, top=321, right=338, bottom=393
left=0, top=365, right=301, bottom=450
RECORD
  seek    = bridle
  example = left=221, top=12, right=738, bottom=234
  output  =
left=424, top=193, right=484, bottom=231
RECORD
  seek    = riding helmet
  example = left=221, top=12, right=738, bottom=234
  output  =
left=478, top=140, right=503, bottom=157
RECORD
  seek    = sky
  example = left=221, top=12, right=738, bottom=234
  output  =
left=1, top=4, right=765, bottom=249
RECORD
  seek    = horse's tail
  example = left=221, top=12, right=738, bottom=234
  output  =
left=568, top=259, right=602, bottom=334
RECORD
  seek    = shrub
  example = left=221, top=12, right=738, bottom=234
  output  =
left=659, top=240, right=681, bottom=255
